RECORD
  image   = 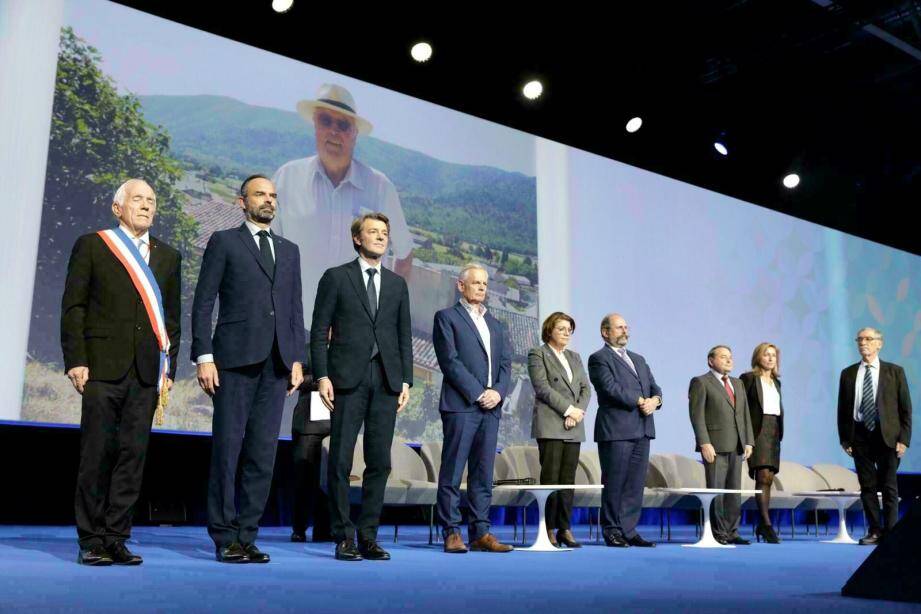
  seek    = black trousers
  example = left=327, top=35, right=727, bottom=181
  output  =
left=537, top=439, right=581, bottom=531
left=327, top=357, right=398, bottom=542
left=75, top=364, right=157, bottom=548
left=852, top=421, right=900, bottom=532
left=599, top=437, right=650, bottom=539
left=207, top=347, right=288, bottom=548
left=292, top=432, right=332, bottom=539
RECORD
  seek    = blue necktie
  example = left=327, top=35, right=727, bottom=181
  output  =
left=859, top=365, right=877, bottom=431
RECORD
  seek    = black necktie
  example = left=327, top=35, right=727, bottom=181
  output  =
left=366, top=268, right=378, bottom=358
left=257, top=230, right=275, bottom=278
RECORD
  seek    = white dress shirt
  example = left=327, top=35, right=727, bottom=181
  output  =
left=853, top=357, right=881, bottom=422
left=244, top=219, right=275, bottom=261
left=120, top=225, right=150, bottom=265
left=761, top=377, right=781, bottom=416
left=460, top=299, right=492, bottom=388
left=273, top=155, right=412, bottom=327
left=549, top=345, right=573, bottom=383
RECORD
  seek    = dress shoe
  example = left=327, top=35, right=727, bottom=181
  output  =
left=242, top=543, right=270, bottom=563
left=290, top=532, right=307, bottom=543
left=556, top=529, right=581, bottom=548
left=547, top=529, right=559, bottom=547
left=469, top=533, right=514, bottom=552
left=334, top=539, right=363, bottom=561
left=77, top=545, right=113, bottom=566
left=215, top=542, right=250, bottom=563
left=859, top=532, right=883, bottom=546
left=627, top=534, right=655, bottom=548
left=358, top=539, right=391, bottom=561
left=603, top=531, right=631, bottom=547
left=726, top=535, right=751, bottom=545
left=755, top=524, right=781, bottom=544
left=443, top=532, right=468, bottom=554
left=108, top=541, right=143, bottom=565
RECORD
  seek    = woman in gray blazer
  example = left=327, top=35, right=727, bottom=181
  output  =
left=527, top=312, right=591, bottom=548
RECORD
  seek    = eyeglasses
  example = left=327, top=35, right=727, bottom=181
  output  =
left=855, top=336, right=881, bottom=342
left=315, top=112, right=355, bottom=133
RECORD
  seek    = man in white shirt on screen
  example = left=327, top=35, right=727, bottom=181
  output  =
left=273, top=83, right=413, bottom=328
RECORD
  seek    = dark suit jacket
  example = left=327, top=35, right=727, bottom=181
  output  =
left=588, top=345, right=662, bottom=442
left=838, top=360, right=912, bottom=450
left=527, top=344, right=591, bottom=441
left=433, top=302, right=512, bottom=413
left=688, top=372, right=754, bottom=453
left=740, top=371, right=784, bottom=442
left=310, top=259, right=412, bottom=393
left=191, top=224, right=306, bottom=370
left=61, top=232, right=181, bottom=385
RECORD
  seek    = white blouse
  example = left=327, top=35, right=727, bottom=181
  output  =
left=761, top=377, right=781, bottom=416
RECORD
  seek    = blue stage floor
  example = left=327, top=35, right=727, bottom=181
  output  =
left=0, top=524, right=914, bottom=612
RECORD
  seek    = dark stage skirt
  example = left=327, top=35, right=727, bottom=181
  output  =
left=748, top=414, right=781, bottom=478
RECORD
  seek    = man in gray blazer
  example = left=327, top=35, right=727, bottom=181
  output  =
left=688, top=345, right=754, bottom=545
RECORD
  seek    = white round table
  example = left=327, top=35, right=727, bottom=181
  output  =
left=792, top=491, right=862, bottom=544
left=493, top=484, right=604, bottom=551
left=658, top=487, right=761, bottom=548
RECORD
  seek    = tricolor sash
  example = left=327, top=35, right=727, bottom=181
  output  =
left=96, top=227, right=171, bottom=424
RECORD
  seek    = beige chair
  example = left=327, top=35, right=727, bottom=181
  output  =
left=319, top=436, right=437, bottom=542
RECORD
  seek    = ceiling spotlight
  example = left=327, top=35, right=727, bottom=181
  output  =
left=271, top=0, right=294, bottom=13
left=625, top=117, right=643, bottom=133
left=410, top=42, right=433, bottom=63
left=522, top=80, right=543, bottom=100
left=783, top=173, right=800, bottom=189
left=713, top=141, right=728, bottom=156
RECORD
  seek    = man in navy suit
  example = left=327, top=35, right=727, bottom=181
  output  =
left=192, top=175, right=306, bottom=564
left=588, top=313, right=662, bottom=548
left=434, top=264, right=514, bottom=554
left=311, top=212, right=413, bottom=562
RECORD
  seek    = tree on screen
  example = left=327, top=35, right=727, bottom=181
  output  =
left=29, top=27, right=199, bottom=365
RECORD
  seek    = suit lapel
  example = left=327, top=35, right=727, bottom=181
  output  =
left=236, top=224, right=273, bottom=281
left=755, top=376, right=764, bottom=412
left=543, top=345, right=576, bottom=395
left=346, top=259, right=374, bottom=321
left=455, top=303, right=487, bottom=356
left=706, top=373, right=735, bottom=408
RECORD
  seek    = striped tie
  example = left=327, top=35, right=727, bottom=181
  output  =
left=860, top=365, right=877, bottom=431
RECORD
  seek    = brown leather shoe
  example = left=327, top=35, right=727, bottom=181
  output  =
left=443, top=532, right=468, bottom=554
left=469, top=533, right=513, bottom=552
left=547, top=529, right=559, bottom=547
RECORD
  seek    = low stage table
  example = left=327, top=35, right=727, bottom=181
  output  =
left=657, top=487, right=761, bottom=548
left=792, top=490, right=862, bottom=544
left=494, top=484, right=604, bottom=551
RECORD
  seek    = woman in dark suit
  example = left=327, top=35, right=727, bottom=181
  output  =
left=527, top=312, right=591, bottom=548
left=740, top=342, right=784, bottom=544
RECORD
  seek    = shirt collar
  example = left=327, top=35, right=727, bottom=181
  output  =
left=311, top=155, right=365, bottom=190
left=459, top=298, right=487, bottom=318
left=119, top=224, right=150, bottom=245
left=860, top=357, right=881, bottom=370
left=357, top=256, right=381, bottom=276
left=244, top=220, right=271, bottom=237
left=549, top=344, right=567, bottom=358
left=711, top=369, right=730, bottom=381
left=606, top=343, right=627, bottom=355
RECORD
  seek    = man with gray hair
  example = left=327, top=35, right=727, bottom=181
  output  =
left=433, top=263, right=513, bottom=553
left=688, top=345, right=754, bottom=545
left=61, top=179, right=181, bottom=565
left=837, top=327, right=912, bottom=545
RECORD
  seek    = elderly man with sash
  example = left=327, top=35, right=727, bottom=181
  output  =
left=61, top=178, right=181, bottom=566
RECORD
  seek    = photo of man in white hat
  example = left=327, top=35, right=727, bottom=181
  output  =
left=273, top=83, right=414, bottom=329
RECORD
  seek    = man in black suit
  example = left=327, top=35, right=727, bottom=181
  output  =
left=311, top=212, right=413, bottom=561
left=587, top=313, right=662, bottom=548
left=837, top=327, right=912, bottom=545
left=61, top=178, right=180, bottom=566
left=192, top=175, right=305, bottom=563
left=289, top=368, right=332, bottom=543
